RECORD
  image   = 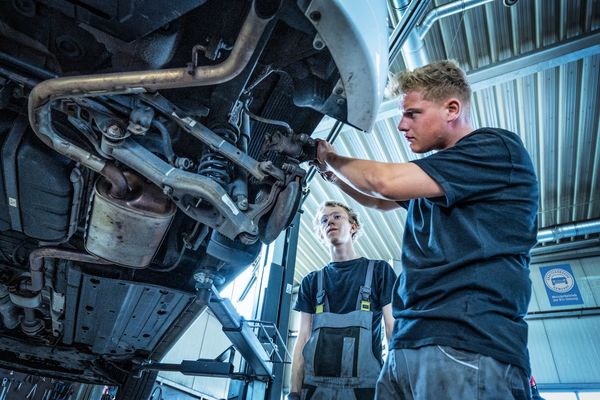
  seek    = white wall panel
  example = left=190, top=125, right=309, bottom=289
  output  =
left=540, top=317, right=600, bottom=382
left=529, top=254, right=600, bottom=384
left=582, top=257, right=600, bottom=305
left=528, top=319, right=561, bottom=382
left=158, top=310, right=233, bottom=399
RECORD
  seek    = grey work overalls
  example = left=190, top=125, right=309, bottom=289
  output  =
left=301, top=260, right=382, bottom=400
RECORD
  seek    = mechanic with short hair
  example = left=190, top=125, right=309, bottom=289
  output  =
left=289, top=201, right=396, bottom=400
left=314, top=60, right=539, bottom=399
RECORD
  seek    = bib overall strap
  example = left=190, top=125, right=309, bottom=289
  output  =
left=356, top=260, right=375, bottom=311
left=315, top=268, right=329, bottom=313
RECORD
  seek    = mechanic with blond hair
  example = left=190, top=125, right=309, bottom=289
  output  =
left=314, top=60, right=539, bottom=399
left=289, top=201, right=396, bottom=400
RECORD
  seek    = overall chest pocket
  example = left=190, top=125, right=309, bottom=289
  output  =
left=314, top=326, right=361, bottom=377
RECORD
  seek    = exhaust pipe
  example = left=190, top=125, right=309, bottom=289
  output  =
left=9, top=247, right=111, bottom=336
left=27, top=1, right=275, bottom=175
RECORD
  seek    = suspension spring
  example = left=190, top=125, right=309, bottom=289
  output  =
left=198, top=123, right=239, bottom=186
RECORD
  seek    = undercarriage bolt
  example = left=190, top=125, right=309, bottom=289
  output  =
left=193, top=272, right=214, bottom=287
left=261, top=161, right=273, bottom=171
left=236, top=196, right=248, bottom=210
left=175, top=157, right=193, bottom=169
left=105, top=124, right=125, bottom=140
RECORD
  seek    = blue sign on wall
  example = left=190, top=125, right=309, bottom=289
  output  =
left=539, top=264, right=583, bottom=306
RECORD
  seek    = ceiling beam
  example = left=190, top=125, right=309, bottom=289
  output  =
left=370, top=31, right=600, bottom=121
left=311, top=29, right=600, bottom=134
left=469, top=31, right=600, bottom=91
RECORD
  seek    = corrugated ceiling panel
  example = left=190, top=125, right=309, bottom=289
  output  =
left=580, top=55, right=600, bottom=222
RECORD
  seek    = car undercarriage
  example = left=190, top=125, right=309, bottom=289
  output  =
left=0, top=0, right=387, bottom=395
left=0, top=0, right=366, bottom=384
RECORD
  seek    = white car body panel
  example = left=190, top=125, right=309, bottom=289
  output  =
left=304, top=0, right=389, bottom=132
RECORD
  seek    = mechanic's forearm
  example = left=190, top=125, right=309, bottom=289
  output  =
left=382, top=304, right=395, bottom=343
left=324, top=152, right=443, bottom=200
left=290, top=342, right=305, bottom=393
left=325, top=153, right=389, bottom=198
left=385, top=322, right=393, bottom=343
left=333, top=179, right=399, bottom=211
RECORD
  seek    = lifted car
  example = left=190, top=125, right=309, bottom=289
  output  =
left=0, top=0, right=387, bottom=397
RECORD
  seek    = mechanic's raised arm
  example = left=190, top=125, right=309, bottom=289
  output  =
left=316, top=140, right=444, bottom=202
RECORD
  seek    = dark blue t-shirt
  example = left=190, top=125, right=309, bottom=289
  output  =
left=294, top=258, right=397, bottom=362
left=389, top=128, right=539, bottom=375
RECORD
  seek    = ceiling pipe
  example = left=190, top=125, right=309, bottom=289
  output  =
left=389, top=0, right=495, bottom=69
left=389, top=0, right=429, bottom=70
left=417, top=0, right=495, bottom=40
left=387, top=0, right=431, bottom=65
left=387, top=0, right=406, bottom=28
left=537, top=219, right=600, bottom=244
left=531, top=238, right=600, bottom=256
left=401, top=25, right=430, bottom=70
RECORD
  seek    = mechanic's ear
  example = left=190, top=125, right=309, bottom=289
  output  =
left=446, top=98, right=461, bottom=122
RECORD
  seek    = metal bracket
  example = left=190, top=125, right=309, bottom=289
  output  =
left=136, top=284, right=293, bottom=383
left=246, top=320, right=292, bottom=364
left=170, top=111, right=285, bottom=182
left=136, top=346, right=252, bottom=380
left=207, top=285, right=274, bottom=379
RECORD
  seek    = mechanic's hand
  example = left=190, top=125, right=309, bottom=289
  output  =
left=308, top=159, right=325, bottom=172
left=287, top=392, right=301, bottom=400
left=309, top=159, right=338, bottom=184
left=319, top=170, right=338, bottom=183
left=315, top=139, right=336, bottom=167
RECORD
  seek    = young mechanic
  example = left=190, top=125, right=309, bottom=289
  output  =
left=314, top=60, right=539, bottom=399
left=289, top=201, right=396, bottom=400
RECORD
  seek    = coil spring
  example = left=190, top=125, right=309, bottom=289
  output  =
left=198, top=124, right=239, bottom=186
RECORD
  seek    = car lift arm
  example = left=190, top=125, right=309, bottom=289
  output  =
left=137, top=286, right=274, bottom=381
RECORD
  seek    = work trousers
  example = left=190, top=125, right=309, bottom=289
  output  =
left=375, top=345, right=531, bottom=400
